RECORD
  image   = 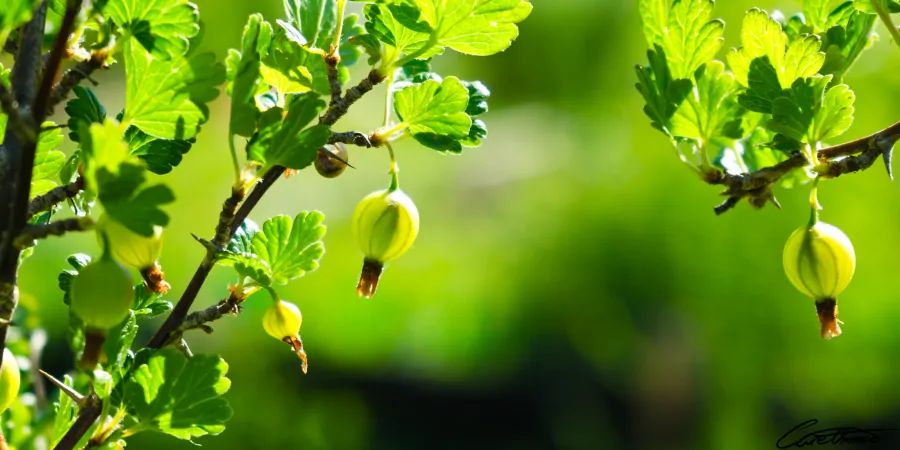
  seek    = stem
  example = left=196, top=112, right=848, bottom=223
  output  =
left=709, top=121, right=900, bottom=214
left=386, top=142, right=400, bottom=191
left=228, top=135, right=241, bottom=182
left=808, top=179, right=821, bottom=227
left=332, top=0, right=347, bottom=55
left=872, top=0, right=900, bottom=51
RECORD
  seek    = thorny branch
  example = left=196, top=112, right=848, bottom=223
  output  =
left=707, top=122, right=900, bottom=215
left=28, top=176, right=85, bottom=216
left=13, top=217, right=94, bottom=249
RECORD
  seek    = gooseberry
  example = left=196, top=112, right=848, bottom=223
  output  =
left=351, top=188, right=419, bottom=298
left=783, top=221, right=856, bottom=339
left=0, top=348, right=20, bottom=413
left=263, top=300, right=308, bottom=374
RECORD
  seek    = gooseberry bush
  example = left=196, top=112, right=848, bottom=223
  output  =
left=636, top=0, right=899, bottom=339
left=0, top=0, right=531, bottom=447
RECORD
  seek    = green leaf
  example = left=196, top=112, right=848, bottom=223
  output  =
left=284, top=0, right=337, bottom=49
left=638, top=0, right=724, bottom=79
left=738, top=57, right=784, bottom=113
left=670, top=61, right=744, bottom=143
left=251, top=94, right=331, bottom=170
left=804, top=0, right=834, bottom=32
left=395, top=76, right=471, bottom=138
left=727, top=8, right=825, bottom=88
left=413, top=0, right=533, bottom=56
left=124, top=126, right=193, bottom=175
left=260, top=27, right=318, bottom=95
left=0, top=0, right=36, bottom=41
left=97, top=163, right=175, bottom=236
left=634, top=46, right=693, bottom=136
left=226, top=219, right=259, bottom=254
left=809, top=83, right=855, bottom=142
left=103, top=311, right=137, bottom=369
left=819, top=6, right=877, bottom=77
left=81, top=120, right=132, bottom=190
left=229, top=14, right=273, bottom=138
left=251, top=212, right=326, bottom=285
left=363, top=3, right=437, bottom=60
left=49, top=375, right=79, bottom=448
left=32, top=122, right=66, bottom=197
left=65, top=86, right=106, bottom=142
left=123, top=41, right=225, bottom=140
left=124, top=349, right=232, bottom=440
left=104, top=0, right=199, bottom=59
left=133, top=287, right=173, bottom=317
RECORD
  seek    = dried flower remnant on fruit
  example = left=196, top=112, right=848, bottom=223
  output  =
left=98, top=215, right=169, bottom=293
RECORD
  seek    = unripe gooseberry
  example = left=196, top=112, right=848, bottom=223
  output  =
left=262, top=300, right=308, bottom=374
left=783, top=221, right=856, bottom=339
left=314, top=143, right=349, bottom=178
left=0, top=348, right=21, bottom=413
left=263, top=300, right=302, bottom=341
left=70, top=251, right=134, bottom=367
left=351, top=188, right=419, bottom=298
left=97, top=214, right=162, bottom=270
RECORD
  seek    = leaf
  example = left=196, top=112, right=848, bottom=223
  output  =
left=32, top=122, right=66, bottom=197
left=104, top=0, right=199, bottom=59
left=251, top=94, right=331, bottom=171
left=65, top=86, right=106, bottom=142
left=809, top=83, right=855, bottom=142
left=413, top=0, right=533, bottom=56
left=81, top=120, right=132, bottom=190
left=123, top=41, right=225, bottom=140
left=819, top=6, right=876, bottom=77
left=738, top=57, right=784, bottom=113
left=638, top=0, right=724, bottom=79
left=133, top=287, right=174, bottom=317
left=58, top=253, right=92, bottom=306
left=97, top=163, right=175, bottom=236
left=634, top=45, right=693, bottom=136
left=124, top=126, right=193, bottom=175
left=670, top=61, right=744, bottom=143
left=259, top=27, right=318, bottom=95
left=103, top=311, right=137, bottom=369
left=124, top=349, right=232, bottom=440
left=0, top=0, right=36, bottom=40
left=229, top=14, right=273, bottom=138
left=251, top=212, right=326, bottom=285
left=727, top=8, right=825, bottom=88
left=767, top=76, right=831, bottom=143
left=226, top=219, right=259, bottom=254
left=804, top=0, right=834, bottom=32
left=395, top=76, right=471, bottom=138
left=49, top=375, right=79, bottom=448
left=284, top=0, right=337, bottom=49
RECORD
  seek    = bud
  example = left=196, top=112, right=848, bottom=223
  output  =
left=783, top=221, right=856, bottom=339
left=0, top=348, right=20, bottom=413
left=351, top=188, right=419, bottom=298
left=70, top=253, right=134, bottom=367
left=315, top=143, right=349, bottom=178
left=263, top=300, right=308, bottom=374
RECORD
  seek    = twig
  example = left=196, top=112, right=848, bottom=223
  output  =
left=34, top=0, right=83, bottom=121
left=28, top=176, right=84, bottom=216
left=708, top=122, right=900, bottom=214
left=173, top=291, right=245, bottom=338
left=47, top=52, right=107, bottom=112
left=319, top=70, right=385, bottom=125
left=325, top=53, right=342, bottom=105
left=52, top=393, right=102, bottom=450
left=330, top=131, right=372, bottom=147
left=13, top=216, right=94, bottom=249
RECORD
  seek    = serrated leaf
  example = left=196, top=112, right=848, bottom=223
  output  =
left=819, top=7, right=876, bottom=77
left=670, top=61, right=744, bottom=143
left=738, top=57, right=784, bottom=113
left=103, top=311, right=137, bottom=369
left=226, top=219, right=259, bottom=254
left=123, top=41, right=225, bottom=140
left=251, top=94, right=331, bottom=171
left=810, top=83, right=855, bottom=142
left=229, top=14, right=273, bottom=138
left=260, top=28, right=318, bottom=95
left=413, top=0, right=533, bottom=56
left=767, top=76, right=830, bottom=143
left=251, top=212, right=326, bottom=285
left=124, top=349, right=232, bottom=440
left=634, top=46, right=693, bottom=136
left=639, top=0, right=724, bottom=79
left=65, top=86, right=106, bottom=142
left=81, top=119, right=132, bottom=190
left=97, top=163, right=175, bottom=236
left=134, top=285, right=174, bottom=317
left=104, top=0, right=199, bottom=59
left=284, top=0, right=337, bottom=50
left=32, top=122, right=66, bottom=197
left=124, top=126, right=193, bottom=175
left=395, top=76, right=471, bottom=137
left=727, top=8, right=825, bottom=87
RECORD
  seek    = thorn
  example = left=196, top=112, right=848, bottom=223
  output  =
left=322, top=146, right=355, bottom=169
left=39, top=369, right=86, bottom=405
left=191, top=233, right=217, bottom=253
left=769, top=193, right=782, bottom=209
left=879, top=138, right=894, bottom=180
left=174, top=338, right=194, bottom=358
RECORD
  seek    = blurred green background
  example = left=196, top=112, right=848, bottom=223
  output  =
left=14, top=0, right=900, bottom=448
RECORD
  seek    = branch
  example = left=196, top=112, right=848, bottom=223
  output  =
left=708, top=122, right=900, bottom=214
left=52, top=393, right=102, bottom=450
left=47, top=51, right=107, bottom=113
left=0, top=0, right=48, bottom=378
left=28, top=176, right=84, bottom=216
left=33, top=0, right=83, bottom=121
left=13, top=217, right=93, bottom=249
left=173, top=291, right=245, bottom=339
left=0, top=84, right=34, bottom=142
left=319, top=70, right=385, bottom=126
left=325, top=53, right=342, bottom=105
left=329, top=131, right=373, bottom=147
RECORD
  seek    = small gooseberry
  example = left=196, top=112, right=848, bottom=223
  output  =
left=263, top=300, right=308, bottom=374
left=0, top=348, right=20, bottom=413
